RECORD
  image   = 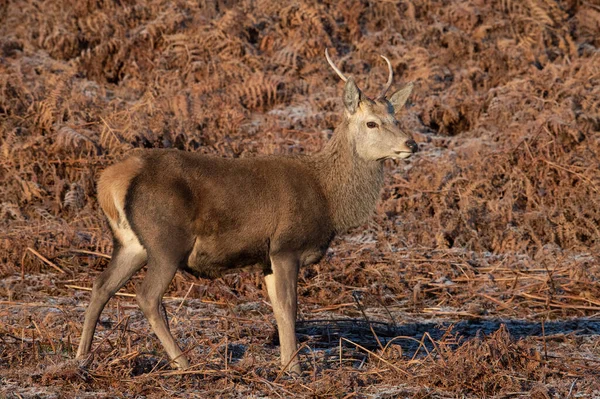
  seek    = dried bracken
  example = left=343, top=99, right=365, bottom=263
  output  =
left=1, top=0, right=599, bottom=397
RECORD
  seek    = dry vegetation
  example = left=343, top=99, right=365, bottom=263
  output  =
left=1, top=0, right=600, bottom=397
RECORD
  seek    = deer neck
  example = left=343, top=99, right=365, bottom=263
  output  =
left=313, top=121, right=385, bottom=233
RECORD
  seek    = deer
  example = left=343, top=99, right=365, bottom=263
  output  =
left=75, top=49, right=417, bottom=374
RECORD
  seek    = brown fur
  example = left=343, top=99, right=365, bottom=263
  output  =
left=97, top=155, right=144, bottom=223
left=312, top=121, right=385, bottom=232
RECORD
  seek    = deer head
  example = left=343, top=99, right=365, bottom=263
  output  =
left=326, top=49, right=418, bottom=161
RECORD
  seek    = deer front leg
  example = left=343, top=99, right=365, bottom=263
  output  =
left=265, top=252, right=300, bottom=374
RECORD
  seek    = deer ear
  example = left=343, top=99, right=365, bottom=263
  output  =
left=343, top=78, right=362, bottom=114
left=389, top=82, right=413, bottom=112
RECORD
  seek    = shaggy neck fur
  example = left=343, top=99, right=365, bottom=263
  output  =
left=311, top=120, right=384, bottom=233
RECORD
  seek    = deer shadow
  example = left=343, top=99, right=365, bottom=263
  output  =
left=295, top=317, right=600, bottom=359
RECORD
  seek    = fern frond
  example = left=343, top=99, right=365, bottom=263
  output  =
left=54, top=125, right=99, bottom=154
left=63, top=183, right=85, bottom=210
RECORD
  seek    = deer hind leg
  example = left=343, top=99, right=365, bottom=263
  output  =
left=77, top=230, right=147, bottom=359
left=265, top=252, right=300, bottom=373
left=136, top=252, right=190, bottom=369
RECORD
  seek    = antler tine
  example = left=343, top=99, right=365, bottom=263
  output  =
left=377, top=55, right=393, bottom=99
left=325, top=48, right=348, bottom=82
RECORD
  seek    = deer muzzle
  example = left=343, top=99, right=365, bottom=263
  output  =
left=406, top=139, right=418, bottom=153
left=393, top=139, right=418, bottom=159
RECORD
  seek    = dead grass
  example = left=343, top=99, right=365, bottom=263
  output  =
left=1, top=0, right=600, bottom=397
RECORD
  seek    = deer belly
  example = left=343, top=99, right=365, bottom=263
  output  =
left=185, top=235, right=269, bottom=278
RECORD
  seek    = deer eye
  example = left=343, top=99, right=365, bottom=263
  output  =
left=366, top=121, right=378, bottom=129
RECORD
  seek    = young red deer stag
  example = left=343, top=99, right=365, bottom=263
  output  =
left=76, top=49, right=417, bottom=373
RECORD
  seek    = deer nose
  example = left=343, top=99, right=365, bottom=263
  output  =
left=406, top=139, right=418, bottom=153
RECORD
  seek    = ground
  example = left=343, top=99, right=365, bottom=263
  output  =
left=1, top=0, right=600, bottom=397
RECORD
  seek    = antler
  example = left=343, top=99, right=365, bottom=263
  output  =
left=377, top=55, right=393, bottom=99
left=326, top=49, right=394, bottom=99
left=325, top=48, right=348, bottom=82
